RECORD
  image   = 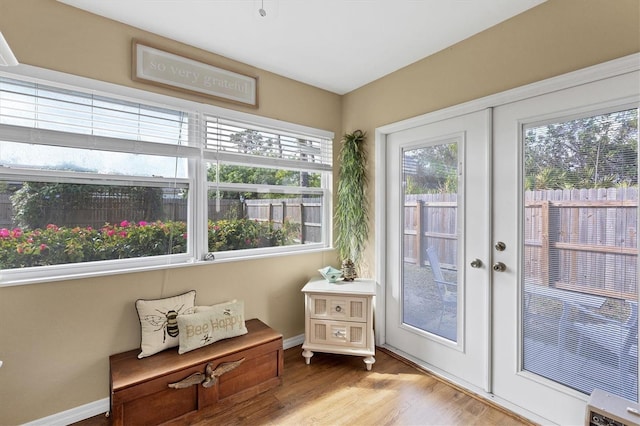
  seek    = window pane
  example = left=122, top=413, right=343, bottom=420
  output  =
left=522, top=108, right=638, bottom=402
left=0, top=181, right=188, bottom=269
left=402, top=141, right=459, bottom=342
left=207, top=163, right=320, bottom=187
left=0, top=141, right=188, bottom=178
left=206, top=189, right=323, bottom=252
left=205, top=118, right=332, bottom=170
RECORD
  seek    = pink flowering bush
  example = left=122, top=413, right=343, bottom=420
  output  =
left=0, top=220, right=187, bottom=269
left=0, top=218, right=300, bottom=269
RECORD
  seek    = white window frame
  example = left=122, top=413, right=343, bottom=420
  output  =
left=0, top=65, right=333, bottom=286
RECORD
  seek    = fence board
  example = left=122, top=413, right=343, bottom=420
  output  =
left=404, top=188, right=637, bottom=299
left=0, top=193, right=323, bottom=244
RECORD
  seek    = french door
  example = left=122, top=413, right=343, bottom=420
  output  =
left=384, top=109, right=491, bottom=391
left=382, top=63, right=639, bottom=425
left=492, top=70, right=639, bottom=424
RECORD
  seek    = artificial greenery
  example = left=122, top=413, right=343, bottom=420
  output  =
left=335, top=129, right=369, bottom=269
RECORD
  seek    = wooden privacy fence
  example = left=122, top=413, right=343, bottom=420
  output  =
left=524, top=188, right=637, bottom=300
left=244, top=198, right=323, bottom=244
left=404, top=194, right=458, bottom=268
left=405, top=188, right=638, bottom=300
left=0, top=193, right=11, bottom=227
left=0, top=194, right=323, bottom=244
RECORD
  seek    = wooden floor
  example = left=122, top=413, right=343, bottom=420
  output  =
left=75, top=346, right=534, bottom=426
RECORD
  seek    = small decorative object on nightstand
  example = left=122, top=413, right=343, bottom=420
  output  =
left=318, top=266, right=343, bottom=283
left=301, top=277, right=376, bottom=370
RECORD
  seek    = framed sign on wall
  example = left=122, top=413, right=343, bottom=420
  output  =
left=132, top=40, right=258, bottom=107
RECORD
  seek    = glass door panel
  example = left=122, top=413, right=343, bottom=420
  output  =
left=402, top=143, right=459, bottom=341
left=522, top=108, right=638, bottom=402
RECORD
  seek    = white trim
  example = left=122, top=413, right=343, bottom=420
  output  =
left=0, top=246, right=335, bottom=288
left=284, top=333, right=305, bottom=349
left=26, top=334, right=306, bottom=425
left=0, top=32, right=18, bottom=67
left=23, top=398, right=110, bottom=426
left=0, top=166, right=191, bottom=187
left=0, top=124, right=200, bottom=159
left=374, top=130, right=386, bottom=347
left=210, top=181, right=325, bottom=195
left=483, top=107, right=494, bottom=394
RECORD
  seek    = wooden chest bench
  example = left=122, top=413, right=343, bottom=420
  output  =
left=109, top=318, right=283, bottom=425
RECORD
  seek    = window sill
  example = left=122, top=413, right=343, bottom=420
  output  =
left=0, top=246, right=335, bottom=288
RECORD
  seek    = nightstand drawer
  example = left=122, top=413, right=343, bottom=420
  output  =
left=309, top=319, right=367, bottom=348
left=308, top=294, right=367, bottom=322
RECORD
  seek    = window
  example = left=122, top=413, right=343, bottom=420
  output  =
left=0, top=74, right=333, bottom=285
left=204, top=118, right=330, bottom=257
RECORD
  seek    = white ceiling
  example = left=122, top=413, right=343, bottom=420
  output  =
left=58, top=0, right=546, bottom=95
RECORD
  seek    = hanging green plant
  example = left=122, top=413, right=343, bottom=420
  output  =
left=335, top=129, right=369, bottom=280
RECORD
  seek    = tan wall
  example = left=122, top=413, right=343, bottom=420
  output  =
left=0, top=0, right=638, bottom=423
left=344, top=0, right=640, bottom=279
left=0, top=1, right=341, bottom=424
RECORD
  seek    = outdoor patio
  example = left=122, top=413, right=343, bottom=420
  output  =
left=400, top=262, right=638, bottom=402
left=402, top=262, right=458, bottom=341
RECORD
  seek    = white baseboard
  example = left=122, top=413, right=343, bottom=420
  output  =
left=283, top=333, right=304, bottom=349
left=24, top=398, right=110, bottom=426
left=26, top=333, right=305, bottom=425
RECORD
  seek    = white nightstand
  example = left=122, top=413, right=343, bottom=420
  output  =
left=301, top=277, right=376, bottom=370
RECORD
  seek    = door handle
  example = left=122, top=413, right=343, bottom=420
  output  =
left=492, top=262, right=506, bottom=272
left=470, top=259, right=483, bottom=268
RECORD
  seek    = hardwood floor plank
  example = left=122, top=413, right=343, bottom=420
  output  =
left=73, top=345, right=534, bottom=426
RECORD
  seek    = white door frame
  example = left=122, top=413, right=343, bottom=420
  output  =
left=374, top=53, right=640, bottom=423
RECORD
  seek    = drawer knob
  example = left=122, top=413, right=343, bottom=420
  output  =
left=334, top=330, right=345, bottom=337
left=335, top=305, right=342, bottom=312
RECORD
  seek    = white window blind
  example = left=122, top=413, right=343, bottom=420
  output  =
left=0, top=76, right=194, bottom=158
left=205, top=117, right=332, bottom=171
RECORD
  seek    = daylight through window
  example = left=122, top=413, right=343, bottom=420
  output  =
left=0, top=75, right=333, bottom=284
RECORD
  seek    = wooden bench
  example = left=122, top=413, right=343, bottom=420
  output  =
left=109, top=318, right=283, bottom=425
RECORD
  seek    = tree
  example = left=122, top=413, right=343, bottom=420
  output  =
left=208, top=129, right=320, bottom=200
left=403, top=143, right=458, bottom=194
left=11, top=183, right=164, bottom=229
left=525, top=109, right=637, bottom=190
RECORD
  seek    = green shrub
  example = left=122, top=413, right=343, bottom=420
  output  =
left=0, top=218, right=300, bottom=269
left=0, top=220, right=187, bottom=269
left=207, top=218, right=300, bottom=251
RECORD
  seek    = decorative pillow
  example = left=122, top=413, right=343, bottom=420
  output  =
left=135, top=290, right=196, bottom=359
left=177, top=299, right=247, bottom=354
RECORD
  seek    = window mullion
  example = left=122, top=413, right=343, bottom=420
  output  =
left=189, top=112, right=207, bottom=261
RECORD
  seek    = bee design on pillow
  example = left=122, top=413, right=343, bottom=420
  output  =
left=143, top=304, right=194, bottom=342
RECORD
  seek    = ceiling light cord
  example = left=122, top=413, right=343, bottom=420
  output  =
left=259, top=0, right=266, bottom=17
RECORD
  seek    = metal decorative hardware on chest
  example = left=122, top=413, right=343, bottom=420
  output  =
left=301, top=278, right=376, bottom=370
